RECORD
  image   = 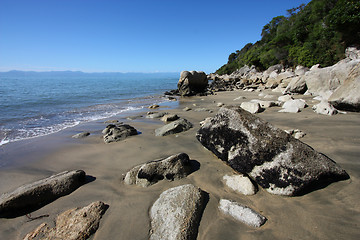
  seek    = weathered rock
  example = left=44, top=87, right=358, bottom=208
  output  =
left=282, top=99, right=307, bottom=109
left=71, top=132, right=90, bottom=139
left=24, top=201, right=108, bottom=240
left=183, top=107, right=192, bottom=111
left=149, top=184, right=207, bottom=240
left=196, top=106, right=349, bottom=196
left=155, top=118, right=193, bottom=137
left=218, top=199, right=266, bottom=227
left=250, top=99, right=279, bottom=108
left=284, top=129, right=306, bottom=139
left=103, top=124, right=138, bottom=143
left=149, top=104, right=160, bottom=109
left=284, top=76, right=307, bottom=94
left=0, top=170, right=86, bottom=218
left=124, top=153, right=193, bottom=187
left=278, top=95, right=293, bottom=102
left=240, top=102, right=262, bottom=114
left=223, top=174, right=257, bottom=195
left=104, top=119, right=120, bottom=124
left=328, top=62, right=360, bottom=111
left=160, top=114, right=179, bottom=122
left=178, top=71, right=208, bottom=96
left=146, top=112, right=168, bottom=119
left=312, top=101, right=338, bottom=115
left=294, top=65, right=309, bottom=76
left=278, top=106, right=300, bottom=113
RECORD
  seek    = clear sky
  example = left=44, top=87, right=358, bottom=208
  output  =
left=0, top=0, right=311, bottom=73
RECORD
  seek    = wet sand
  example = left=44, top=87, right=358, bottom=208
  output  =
left=0, top=90, right=359, bottom=239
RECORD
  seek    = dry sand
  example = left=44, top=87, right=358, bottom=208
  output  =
left=0, top=89, right=359, bottom=239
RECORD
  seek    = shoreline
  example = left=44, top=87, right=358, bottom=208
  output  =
left=1, top=89, right=359, bottom=239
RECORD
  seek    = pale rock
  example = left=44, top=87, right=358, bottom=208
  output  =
left=312, top=101, right=338, bottom=115
left=72, top=132, right=90, bottom=138
left=278, top=95, right=293, bottom=102
left=218, top=199, right=266, bottom=227
left=223, top=174, right=256, bottom=195
left=155, top=118, right=193, bottom=136
left=240, top=102, right=262, bottom=114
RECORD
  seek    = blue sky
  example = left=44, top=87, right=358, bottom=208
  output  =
left=0, top=0, right=311, bottom=73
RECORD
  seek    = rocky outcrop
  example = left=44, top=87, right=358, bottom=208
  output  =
left=178, top=71, right=208, bottom=96
left=196, top=106, right=349, bottom=196
left=24, top=201, right=108, bottom=240
left=0, top=170, right=86, bottom=218
left=218, top=199, right=266, bottom=227
left=328, top=62, right=360, bottom=112
left=223, top=174, right=257, bottom=195
left=155, top=118, right=193, bottom=136
left=103, top=124, right=138, bottom=143
left=124, top=153, right=193, bottom=187
left=149, top=184, right=207, bottom=240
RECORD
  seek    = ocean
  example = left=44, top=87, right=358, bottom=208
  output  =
left=0, top=71, right=179, bottom=146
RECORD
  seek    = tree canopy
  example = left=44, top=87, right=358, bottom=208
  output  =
left=216, top=0, right=360, bottom=75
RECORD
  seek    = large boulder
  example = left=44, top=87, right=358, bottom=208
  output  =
left=177, top=71, right=208, bottom=96
left=103, top=124, right=138, bottom=143
left=0, top=170, right=86, bottom=218
left=124, top=153, right=193, bottom=187
left=196, top=106, right=349, bottom=196
left=328, top=62, right=360, bottom=111
left=155, top=118, right=193, bottom=136
left=283, top=76, right=307, bottom=94
left=149, top=184, right=207, bottom=240
left=24, top=201, right=108, bottom=240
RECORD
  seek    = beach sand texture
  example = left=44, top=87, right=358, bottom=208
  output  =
left=0, top=90, right=359, bottom=240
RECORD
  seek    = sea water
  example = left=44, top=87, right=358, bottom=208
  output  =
left=0, top=71, right=179, bottom=145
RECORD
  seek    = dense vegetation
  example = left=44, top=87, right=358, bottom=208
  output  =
left=216, top=0, right=360, bottom=75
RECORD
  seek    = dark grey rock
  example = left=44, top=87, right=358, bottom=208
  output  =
left=178, top=71, right=208, bottom=96
left=124, top=153, right=192, bottom=187
left=149, top=184, right=207, bottom=240
left=155, top=118, right=193, bottom=136
left=103, top=124, right=138, bottom=143
left=24, top=201, right=108, bottom=240
left=0, top=170, right=86, bottom=218
left=71, top=132, right=90, bottom=139
left=196, top=106, right=349, bottom=196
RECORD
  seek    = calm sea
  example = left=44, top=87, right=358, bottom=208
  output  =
left=0, top=71, right=179, bottom=145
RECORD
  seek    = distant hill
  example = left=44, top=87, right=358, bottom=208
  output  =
left=216, top=0, right=360, bottom=75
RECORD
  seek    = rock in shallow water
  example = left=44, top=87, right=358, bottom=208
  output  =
left=24, top=201, right=108, bottom=240
left=0, top=170, right=86, bottom=218
left=196, top=106, right=349, bottom=196
left=219, top=199, right=266, bottom=227
left=149, top=184, right=207, bottom=240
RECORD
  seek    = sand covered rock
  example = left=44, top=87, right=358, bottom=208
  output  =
left=24, top=201, right=108, bottom=240
left=178, top=71, right=208, bottom=96
left=155, top=118, right=193, bottom=136
left=219, top=199, right=266, bottom=227
left=0, top=170, right=86, bottom=218
left=196, top=106, right=349, bottom=196
left=240, top=102, right=262, bottom=114
left=103, top=124, right=138, bottom=143
left=71, top=132, right=90, bottom=139
left=149, top=184, right=207, bottom=240
left=223, top=174, right=257, bottom=195
left=328, top=62, right=360, bottom=112
left=124, top=153, right=193, bottom=187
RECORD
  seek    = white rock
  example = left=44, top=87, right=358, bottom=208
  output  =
left=218, top=199, right=266, bottom=228
left=217, top=102, right=224, bottom=107
left=312, top=101, right=338, bottom=115
left=240, top=102, right=262, bottom=114
left=278, top=95, right=293, bottom=102
left=234, top=96, right=246, bottom=100
left=250, top=99, right=278, bottom=108
left=223, top=174, right=256, bottom=195
left=278, top=106, right=300, bottom=113
left=282, top=99, right=307, bottom=109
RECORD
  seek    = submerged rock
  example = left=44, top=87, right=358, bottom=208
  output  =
left=0, top=170, right=86, bottom=218
left=219, top=199, right=266, bottom=227
left=103, top=124, right=138, bottom=143
left=149, top=184, right=207, bottom=240
left=155, top=118, right=193, bottom=136
left=196, top=106, right=349, bottom=196
left=124, top=153, right=193, bottom=187
left=24, top=201, right=108, bottom=240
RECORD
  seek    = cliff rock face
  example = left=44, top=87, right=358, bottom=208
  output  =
left=177, top=71, right=208, bottom=96
left=196, top=106, right=349, bottom=196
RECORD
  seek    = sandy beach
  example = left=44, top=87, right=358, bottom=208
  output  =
left=0, top=89, right=359, bottom=240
